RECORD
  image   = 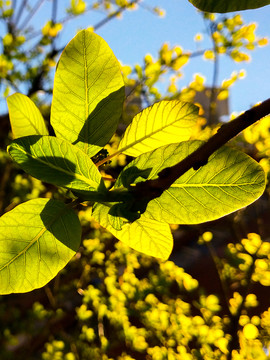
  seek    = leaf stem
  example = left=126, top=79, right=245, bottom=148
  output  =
left=95, top=149, right=122, bottom=167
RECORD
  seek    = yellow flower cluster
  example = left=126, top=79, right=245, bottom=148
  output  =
left=42, top=21, right=63, bottom=38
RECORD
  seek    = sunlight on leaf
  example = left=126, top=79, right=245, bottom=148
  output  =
left=8, top=135, right=106, bottom=195
left=116, top=141, right=266, bottom=224
left=118, top=100, right=198, bottom=157
left=7, top=93, right=48, bottom=139
left=189, top=0, right=270, bottom=12
left=51, top=30, right=125, bottom=155
left=92, top=202, right=173, bottom=260
left=0, top=198, right=81, bottom=294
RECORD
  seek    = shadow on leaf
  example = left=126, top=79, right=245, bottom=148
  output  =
left=73, top=86, right=125, bottom=148
left=40, top=199, right=81, bottom=252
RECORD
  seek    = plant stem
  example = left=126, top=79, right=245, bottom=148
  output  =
left=206, top=240, right=231, bottom=315
left=227, top=254, right=257, bottom=359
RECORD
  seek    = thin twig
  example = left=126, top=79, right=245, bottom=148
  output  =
left=51, top=0, right=58, bottom=52
left=227, top=243, right=262, bottom=358
left=205, top=240, right=231, bottom=314
left=12, top=0, right=17, bottom=17
left=208, top=21, right=220, bottom=125
left=18, top=0, right=45, bottom=31
left=14, top=0, right=28, bottom=26
left=52, top=0, right=58, bottom=24
left=94, top=0, right=140, bottom=31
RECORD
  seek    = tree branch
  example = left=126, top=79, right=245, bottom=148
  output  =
left=93, top=0, right=140, bottom=31
left=18, top=0, right=46, bottom=31
left=130, top=98, right=270, bottom=211
left=14, top=0, right=27, bottom=26
left=208, top=20, right=220, bottom=125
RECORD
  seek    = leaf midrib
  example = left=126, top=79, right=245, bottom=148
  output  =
left=13, top=143, right=96, bottom=188
left=0, top=203, right=69, bottom=272
left=170, top=182, right=259, bottom=187
left=118, top=103, right=196, bottom=154
left=83, top=31, right=89, bottom=153
left=11, top=98, right=43, bottom=135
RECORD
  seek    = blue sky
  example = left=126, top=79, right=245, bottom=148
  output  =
left=3, top=0, right=270, bottom=115
left=46, top=0, right=270, bottom=114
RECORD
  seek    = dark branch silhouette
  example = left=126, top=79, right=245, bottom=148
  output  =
left=130, top=98, right=270, bottom=212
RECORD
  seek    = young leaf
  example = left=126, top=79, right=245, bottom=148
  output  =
left=0, top=198, right=81, bottom=294
left=188, top=0, right=270, bottom=13
left=8, top=135, right=106, bottom=195
left=51, top=30, right=125, bottom=155
left=115, top=141, right=266, bottom=224
left=7, top=93, right=49, bottom=139
left=118, top=100, right=198, bottom=157
left=92, top=202, right=173, bottom=260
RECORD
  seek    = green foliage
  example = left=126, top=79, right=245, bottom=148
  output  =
left=2, top=29, right=266, bottom=293
left=51, top=30, right=125, bottom=154
left=7, top=94, right=49, bottom=139
left=0, top=198, right=81, bottom=294
left=0, top=2, right=270, bottom=358
left=118, top=100, right=199, bottom=157
left=93, top=202, right=173, bottom=259
left=8, top=135, right=106, bottom=195
left=115, top=141, right=265, bottom=224
left=189, top=0, right=270, bottom=13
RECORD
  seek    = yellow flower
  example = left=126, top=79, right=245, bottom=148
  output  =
left=243, top=323, right=259, bottom=339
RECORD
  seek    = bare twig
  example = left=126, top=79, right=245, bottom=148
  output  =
left=227, top=243, right=262, bottom=358
left=18, top=0, right=45, bottom=31
left=208, top=21, right=220, bottom=125
left=93, top=0, right=140, bottom=31
left=52, top=0, right=58, bottom=24
left=51, top=0, right=58, bottom=52
left=14, top=0, right=27, bottom=27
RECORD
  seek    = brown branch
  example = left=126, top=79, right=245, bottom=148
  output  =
left=130, top=98, right=270, bottom=211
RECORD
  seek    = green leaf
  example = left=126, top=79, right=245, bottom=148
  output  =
left=92, top=202, right=173, bottom=260
left=115, top=141, right=266, bottom=224
left=51, top=30, right=125, bottom=155
left=0, top=198, right=81, bottom=294
left=7, top=93, right=49, bottom=139
left=188, top=0, right=270, bottom=13
left=8, top=135, right=106, bottom=196
left=118, top=100, right=198, bottom=157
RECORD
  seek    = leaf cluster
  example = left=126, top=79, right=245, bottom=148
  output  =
left=0, top=1, right=270, bottom=358
left=2, top=29, right=267, bottom=293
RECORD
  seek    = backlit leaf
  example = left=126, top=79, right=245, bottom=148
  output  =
left=51, top=30, right=125, bottom=155
left=118, top=100, right=198, bottom=157
left=8, top=135, right=106, bottom=196
left=116, top=141, right=266, bottom=224
left=0, top=198, right=81, bottom=294
left=92, top=202, right=173, bottom=260
left=189, top=0, right=270, bottom=13
left=7, top=93, right=48, bottom=139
